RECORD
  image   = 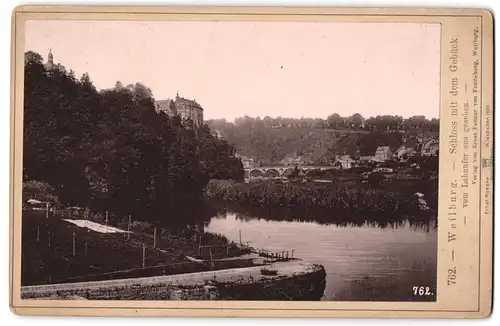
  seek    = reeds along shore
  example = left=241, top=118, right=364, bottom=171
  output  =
left=204, top=179, right=436, bottom=219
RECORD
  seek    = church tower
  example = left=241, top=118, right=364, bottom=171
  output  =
left=47, top=49, right=53, bottom=64
left=44, top=49, right=56, bottom=77
left=45, top=49, right=55, bottom=69
left=44, top=49, right=65, bottom=78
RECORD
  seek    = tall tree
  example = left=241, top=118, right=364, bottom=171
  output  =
left=23, top=50, right=243, bottom=226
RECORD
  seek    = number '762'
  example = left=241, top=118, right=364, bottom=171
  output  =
left=413, top=286, right=433, bottom=296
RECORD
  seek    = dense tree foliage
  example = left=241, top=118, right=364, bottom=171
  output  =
left=206, top=116, right=437, bottom=165
left=208, top=114, right=439, bottom=133
left=23, top=51, right=243, bottom=225
left=22, top=180, right=60, bottom=207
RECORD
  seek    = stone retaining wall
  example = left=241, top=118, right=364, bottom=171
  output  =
left=21, top=262, right=326, bottom=301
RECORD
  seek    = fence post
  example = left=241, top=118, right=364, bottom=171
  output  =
left=209, top=249, right=214, bottom=269
left=127, top=215, right=131, bottom=240
left=36, top=226, right=40, bottom=242
left=45, top=202, right=49, bottom=219
left=105, top=211, right=109, bottom=233
left=239, top=229, right=242, bottom=245
left=72, top=232, right=76, bottom=256
left=226, top=245, right=229, bottom=255
left=153, top=227, right=157, bottom=248
left=291, top=250, right=295, bottom=259
left=142, top=243, right=146, bottom=268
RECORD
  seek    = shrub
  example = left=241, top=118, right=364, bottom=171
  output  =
left=23, top=180, right=60, bottom=206
left=205, top=179, right=424, bottom=217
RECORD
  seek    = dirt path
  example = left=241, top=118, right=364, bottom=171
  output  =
left=22, top=260, right=319, bottom=297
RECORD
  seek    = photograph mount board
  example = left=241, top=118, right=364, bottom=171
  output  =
left=9, top=5, right=494, bottom=318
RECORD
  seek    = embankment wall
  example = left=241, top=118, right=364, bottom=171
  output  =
left=22, top=262, right=326, bottom=301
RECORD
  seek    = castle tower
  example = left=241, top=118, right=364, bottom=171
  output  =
left=47, top=49, right=54, bottom=64
left=44, top=49, right=56, bottom=77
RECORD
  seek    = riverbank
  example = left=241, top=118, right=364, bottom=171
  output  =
left=22, top=261, right=326, bottom=301
left=205, top=179, right=437, bottom=220
left=206, top=208, right=437, bottom=301
left=21, top=210, right=251, bottom=285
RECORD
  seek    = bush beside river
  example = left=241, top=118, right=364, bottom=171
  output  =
left=204, top=179, right=436, bottom=219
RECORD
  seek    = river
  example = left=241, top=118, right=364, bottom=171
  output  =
left=205, top=207, right=437, bottom=301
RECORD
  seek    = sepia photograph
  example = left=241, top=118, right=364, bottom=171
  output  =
left=8, top=3, right=495, bottom=318
left=18, top=18, right=443, bottom=303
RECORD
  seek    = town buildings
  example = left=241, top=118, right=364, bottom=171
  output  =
left=395, top=136, right=420, bottom=160
left=332, top=155, right=355, bottom=169
left=421, top=138, right=439, bottom=156
left=211, top=129, right=223, bottom=139
left=374, top=146, right=393, bottom=162
left=280, top=156, right=308, bottom=167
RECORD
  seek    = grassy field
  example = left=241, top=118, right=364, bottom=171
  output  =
left=21, top=210, right=250, bottom=286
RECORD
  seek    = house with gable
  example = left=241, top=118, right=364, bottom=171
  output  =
left=395, top=137, right=421, bottom=160
left=332, top=155, right=355, bottom=170
left=374, top=146, right=393, bottom=162
left=421, top=138, right=439, bottom=156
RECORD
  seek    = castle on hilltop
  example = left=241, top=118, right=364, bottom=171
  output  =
left=44, top=49, right=65, bottom=74
left=155, top=93, right=204, bottom=127
left=26, top=49, right=65, bottom=77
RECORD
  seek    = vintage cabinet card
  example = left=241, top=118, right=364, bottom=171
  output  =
left=9, top=6, right=494, bottom=318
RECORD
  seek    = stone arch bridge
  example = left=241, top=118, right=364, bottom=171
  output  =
left=244, top=166, right=332, bottom=179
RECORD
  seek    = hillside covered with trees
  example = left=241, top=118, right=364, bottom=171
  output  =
left=206, top=115, right=439, bottom=165
left=23, top=51, right=243, bottom=225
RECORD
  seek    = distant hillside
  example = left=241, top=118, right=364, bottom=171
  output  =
left=206, top=120, right=438, bottom=165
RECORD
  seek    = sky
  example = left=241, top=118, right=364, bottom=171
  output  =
left=25, top=20, right=440, bottom=121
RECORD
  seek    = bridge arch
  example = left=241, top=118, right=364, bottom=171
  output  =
left=282, top=168, right=295, bottom=177
left=250, top=169, right=263, bottom=178
left=264, top=168, right=280, bottom=178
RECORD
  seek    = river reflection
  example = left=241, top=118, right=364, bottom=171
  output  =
left=206, top=205, right=437, bottom=301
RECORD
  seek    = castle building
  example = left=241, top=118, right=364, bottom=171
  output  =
left=155, top=92, right=204, bottom=127
left=43, top=49, right=65, bottom=77
left=155, top=99, right=177, bottom=118
left=45, top=49, right=56, bottom=70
